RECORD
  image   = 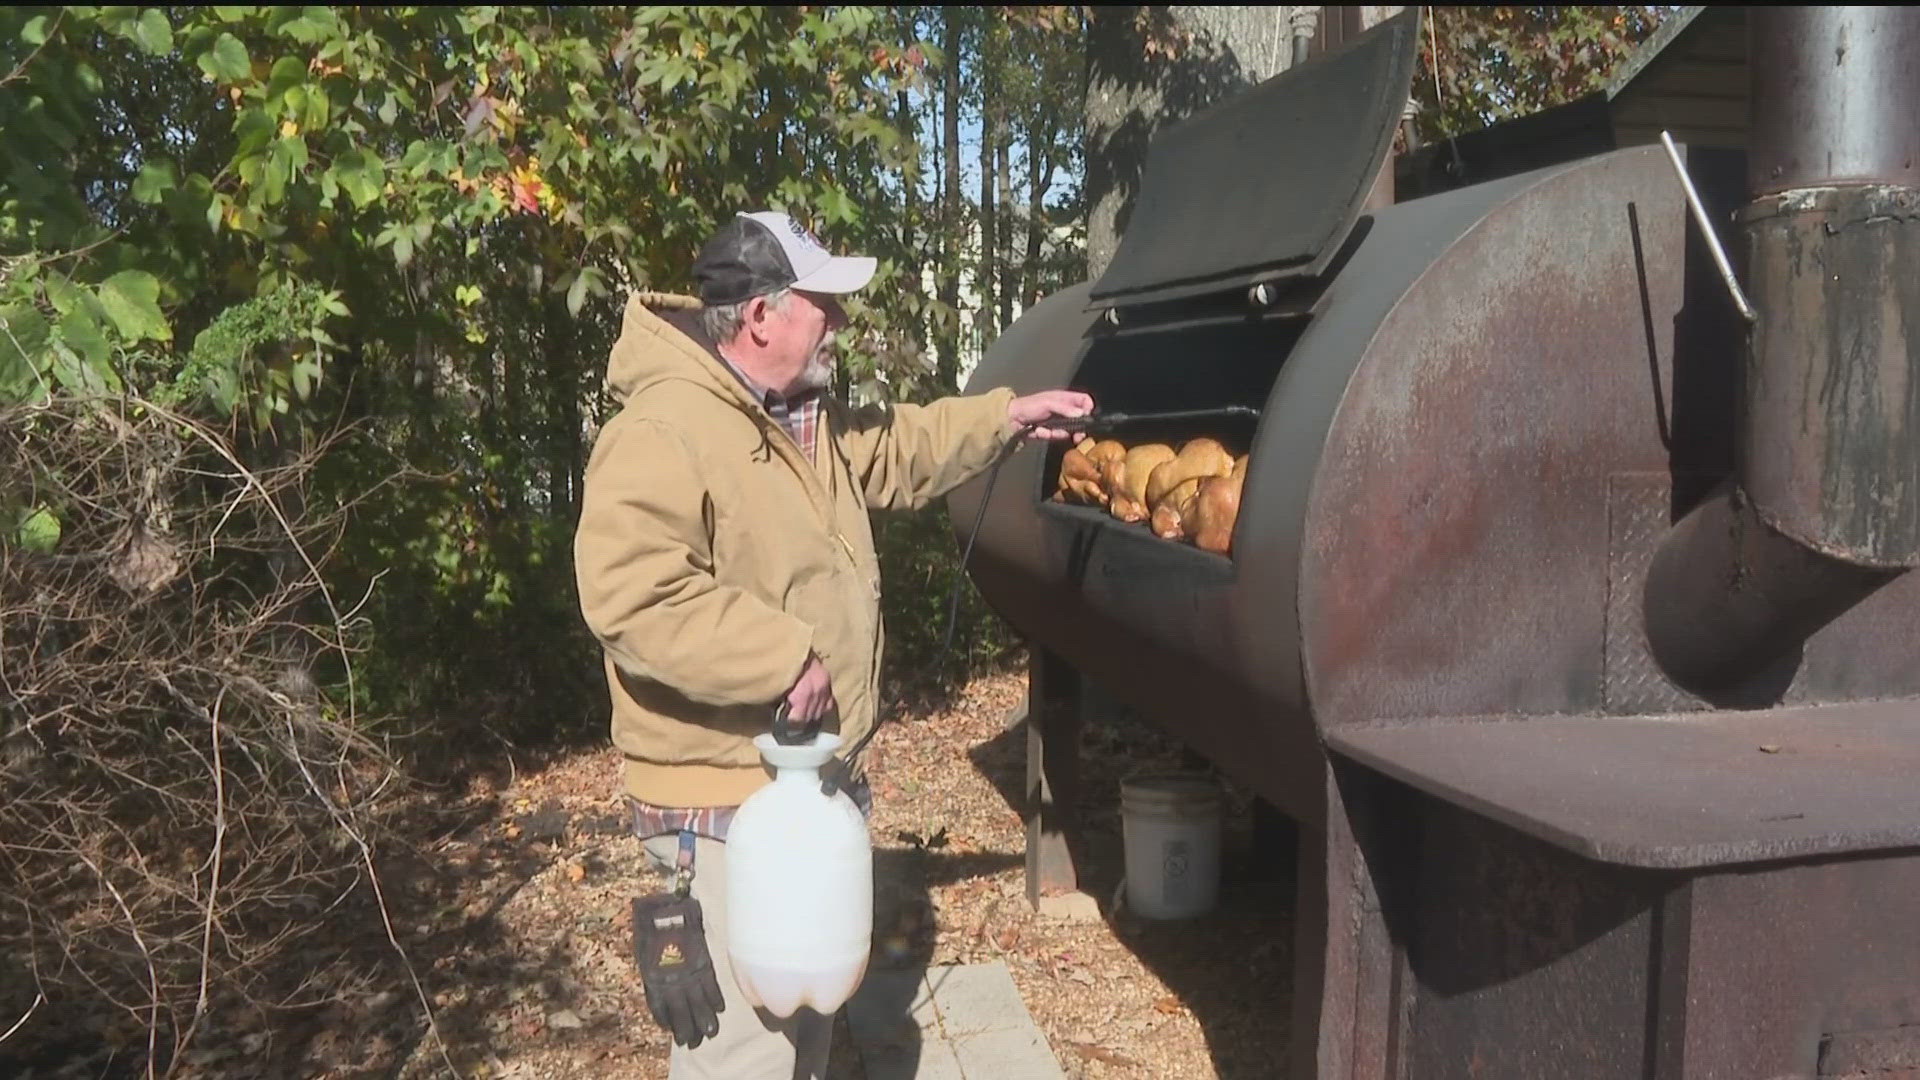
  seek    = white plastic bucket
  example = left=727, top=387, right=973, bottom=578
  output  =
left=1120, top=773, right=1223, bottom=920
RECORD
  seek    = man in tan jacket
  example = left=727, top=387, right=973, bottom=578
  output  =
left=573, top=210, right=1089, bottom=1078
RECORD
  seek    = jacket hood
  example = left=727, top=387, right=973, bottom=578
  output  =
left=604, top=291, right=760, bottom=414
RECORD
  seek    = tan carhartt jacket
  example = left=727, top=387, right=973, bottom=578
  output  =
left=573, top=292, right=1017, bottom=808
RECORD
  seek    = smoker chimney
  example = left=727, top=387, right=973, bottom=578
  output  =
left=1645, top=7, right=1920, bottom=694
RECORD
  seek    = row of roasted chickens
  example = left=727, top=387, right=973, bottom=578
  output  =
left=1052, top=436, right=1246, bottom=555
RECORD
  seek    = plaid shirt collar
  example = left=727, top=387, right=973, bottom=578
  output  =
left=715, top=351, right=821, bottom=463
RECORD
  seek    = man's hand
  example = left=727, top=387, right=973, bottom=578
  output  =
left=1008, top=389, right=1096, bottom=442
left=784, top=651, right=836, bottom=729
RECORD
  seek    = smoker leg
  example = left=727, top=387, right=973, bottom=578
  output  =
left=1248, top=797, right=1299, bottom=886
left=1291, top=761, right=1405, bottom=1080
left=1025, top=647, right=1083, bottom=907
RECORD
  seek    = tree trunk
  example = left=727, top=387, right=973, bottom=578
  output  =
left=996, top=113, right=1013, bottom=328
left=978, top=61, right=997, bottom=351
left=895, top=10, right=923, bottom=363
left=899, top=83, right=920, bottom=298
left=1023, top=124, right=1056, bottom=308
left=936, top=6, right=963, bottom=391
left=1084, top=6, right=1298, bottom=279
left=546, top=295, right=581, bottom=521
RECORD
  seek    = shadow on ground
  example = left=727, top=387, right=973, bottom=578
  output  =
left=840, top=842, right=1024, bottom=1080
left=967, top=704, right=1296, bottom=1080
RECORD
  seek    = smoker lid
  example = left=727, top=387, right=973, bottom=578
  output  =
left=1087, top=8, right=1420, bottom=309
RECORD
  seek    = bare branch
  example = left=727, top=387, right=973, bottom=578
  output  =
left=0, top=9, right=65, bottom=89
left=0, top=394, right=415, bottom=1073
left=0, top=991, right=44, bottom=1044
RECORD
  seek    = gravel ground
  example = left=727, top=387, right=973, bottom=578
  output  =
left=12, top=664, right=1295, bottom=1080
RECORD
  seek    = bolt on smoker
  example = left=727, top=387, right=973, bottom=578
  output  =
left=951, top=8, right=1920, bottom=1078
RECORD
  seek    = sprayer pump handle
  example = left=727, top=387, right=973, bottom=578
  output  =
left=770, top=701, right=814, bottom=746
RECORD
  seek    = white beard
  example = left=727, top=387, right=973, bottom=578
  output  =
left=794, top=350, right=833, bottom=393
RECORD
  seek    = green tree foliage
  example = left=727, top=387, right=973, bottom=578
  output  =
left=1413, top=6, right=1674, bottom=142
left=1, top=5, right=1093, bottom=743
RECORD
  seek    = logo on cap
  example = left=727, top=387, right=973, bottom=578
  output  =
left=784, top=217, right=825, bottom=255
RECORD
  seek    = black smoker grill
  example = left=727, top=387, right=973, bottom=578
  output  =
left=948, top=8, right=1920, bottom=1078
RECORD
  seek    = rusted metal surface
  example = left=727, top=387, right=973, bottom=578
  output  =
left=1369, top=793, right=1920, bottom=1079
left=1400, top=799, right=1670, bottom=1080
left=961, top=148, right=1852, bottom=789
left=1328, top=696, right=1920, bottom=868
left=1641, top=6, right=1920, bottom=707
left=1289, top=761, right=1411, bottom=1080
left=1643, top=482, right=1899, bottom=694
left=1298, top=146, right=1686, bottom=725
left=1819, top=1026, right=1920, bottom=1076
left=954, top=156, right=1583, bottom=824
left=959, top=144, right=1920, bottom=1079
left=1747, top=7, right=1920, bottom=194
left=958, top=11, right=1920, bottom=1076
left=1605, top=473, right=1724, bottom=714
left=1659, top=855, right=1920, bottom=1079
left=1738, top=183, right=1920, bottom=568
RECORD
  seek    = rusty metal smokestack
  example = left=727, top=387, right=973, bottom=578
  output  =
left=1290, top=7, right=1318, bottom=68
left=1740, top=6, right=1920, bottom=564
left=1645, top=6, right=1920, bottom=694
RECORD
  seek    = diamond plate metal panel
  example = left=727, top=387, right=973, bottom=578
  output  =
left=1605, top=473, right=1710, bottom=715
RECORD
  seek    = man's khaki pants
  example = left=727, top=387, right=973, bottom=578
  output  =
left=642, top=833, right=832, bottom=1080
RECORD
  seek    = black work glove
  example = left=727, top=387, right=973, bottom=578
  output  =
left=631, top=893, right=725, bottom=1048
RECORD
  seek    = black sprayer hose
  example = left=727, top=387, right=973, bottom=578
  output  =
left=822, top=422, right=1041, bottom=794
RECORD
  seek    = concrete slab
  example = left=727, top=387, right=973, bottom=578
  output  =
left=952, top=1028, right=1067, bottom=1080
left=847, top=967, right=938, bottom=1047
left=847, top=962, right=1063, bottom=1080
left=861, top=1038, right=966, bottom=1080
left=924, top=962, right=1030, bottom=1036
left=1036, top=889, right=1104, bottom=922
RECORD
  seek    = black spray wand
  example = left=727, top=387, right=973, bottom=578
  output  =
left=1051, top=404, right=1262, bottom=435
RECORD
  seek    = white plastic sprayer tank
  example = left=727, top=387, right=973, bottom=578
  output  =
left=724, top=732, right=873, bottom=1018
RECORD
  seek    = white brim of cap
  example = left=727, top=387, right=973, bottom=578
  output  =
left=791, top=255, right=876, bottom=294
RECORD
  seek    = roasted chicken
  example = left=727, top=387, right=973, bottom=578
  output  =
left=1190, top=470, right=1245, bottom=555
left=1139, top=438, right=1236, bottom=540
left=1054, top=438, right=1125, bottom=505
left=1103, top=443, right=1176, bottom=524
left=1149, top=476, right=1203, bottom=540
left=1051, top=435, right=1247, bottom=553
left=1146, top=438, right=1235, bottom=507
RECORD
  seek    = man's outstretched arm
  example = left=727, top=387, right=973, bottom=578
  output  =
left=837, top=387, right=1093, bottom=511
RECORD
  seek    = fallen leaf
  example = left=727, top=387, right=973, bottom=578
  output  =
left=1154, top=995, right=1183, bottom=1014
left=1066, top=1040, right=1140, bottom=1067
left=565, top=861, right=587, bottom=884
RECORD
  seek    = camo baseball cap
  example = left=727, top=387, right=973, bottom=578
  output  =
left=691, top=211, right=877, bottom=306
